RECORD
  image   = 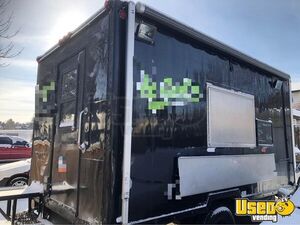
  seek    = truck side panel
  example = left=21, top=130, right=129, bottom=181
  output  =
left=128, top=16, right=293, bottom=222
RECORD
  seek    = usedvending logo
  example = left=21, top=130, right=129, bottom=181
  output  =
left=235, top=198, right=295, bottom=222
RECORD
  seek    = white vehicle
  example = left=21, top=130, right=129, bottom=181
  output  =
left=0, top=159, right=31, bottom=187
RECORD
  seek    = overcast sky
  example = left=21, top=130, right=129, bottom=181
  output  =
left=0, top=0, right=300, bottom=122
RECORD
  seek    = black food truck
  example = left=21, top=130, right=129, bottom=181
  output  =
left=30, top=1, right=297, bottom=224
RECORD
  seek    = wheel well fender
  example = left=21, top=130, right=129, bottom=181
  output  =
left=207, top=188, right=241, bottom=210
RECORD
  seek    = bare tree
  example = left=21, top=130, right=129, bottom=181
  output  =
left=0, top=0, right=22, bottom=66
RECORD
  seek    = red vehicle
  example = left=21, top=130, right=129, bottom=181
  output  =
left=0, top=135, right=32, bottom=162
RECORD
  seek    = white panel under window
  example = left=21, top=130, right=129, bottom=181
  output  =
left=178, top=154, right=276, bottom=197
left=207, top=83, right=256, bottom=147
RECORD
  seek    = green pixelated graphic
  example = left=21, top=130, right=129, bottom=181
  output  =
left=41, top=81, right=55, bottom=102
left=191, top=86, right=200, bottom=94
left=137, top=70, right=203, bottom=113
left=149, top=101, right=168, bottom=110
left=139, top=73, right=157, bottom=99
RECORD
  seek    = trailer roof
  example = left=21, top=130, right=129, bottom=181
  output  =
left=37, top=1, right=290, bottom=80
left=135, top=2, right=290, bottom=80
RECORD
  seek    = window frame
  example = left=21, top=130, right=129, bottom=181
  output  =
left=59, top=67, right=80, bottom=129
left=207, top=83, right=257, bottom=148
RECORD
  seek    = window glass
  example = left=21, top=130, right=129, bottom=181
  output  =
left=93, top=68, right=107, bottom=101
left=12, top=137, right=28, bottom=146
left=14, top=141, right=27, bottom=146
left=59, top=68, right=78, bottom=128
left=0, top=137, right=12, bottom=145
left=207, top=84, right=256, bottom=148
left=257, top=120, right=273, bottom=146
left=62, top=69, right=78, bottom=100
left=60, top=101, right=76, bottom=127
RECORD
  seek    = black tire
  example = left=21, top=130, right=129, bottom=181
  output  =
left=7, top=176, right=28, bottom=187
left=204, top=206, right=235, bottom=224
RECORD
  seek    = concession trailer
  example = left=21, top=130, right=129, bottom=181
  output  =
left=30, top=0, right=297, bottom=224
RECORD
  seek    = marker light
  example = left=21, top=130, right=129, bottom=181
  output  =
left=104, top=0, right=110, bottom=10
left=119, top=8, right=127, bottom=20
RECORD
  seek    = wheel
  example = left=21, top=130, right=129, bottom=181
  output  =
left=204, top=206, right=235, bottom=224
left=8, top=176, right=28, bottom=187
